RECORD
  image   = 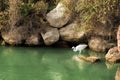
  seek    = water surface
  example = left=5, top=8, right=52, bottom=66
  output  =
left=0, top=46, right=119, bottom=80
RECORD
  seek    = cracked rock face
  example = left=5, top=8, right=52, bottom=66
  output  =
left=25, top=34, right=42, bottom=46
left=40, top=26, right=59, bottom=45
left=1, top=27, right=25, bottom=45
left=46, top=2, right=72, bottom=28
left=59, top=22, right=87, bottom=42
left=1, top=26, right=42, bottom=46
left=105, top=47, right=120, bottom=63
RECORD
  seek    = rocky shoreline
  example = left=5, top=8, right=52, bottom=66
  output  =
left=0, top=1, right=120, bottom=63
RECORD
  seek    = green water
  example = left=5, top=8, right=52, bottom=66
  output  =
left=0, top=46, right=119, bottom=80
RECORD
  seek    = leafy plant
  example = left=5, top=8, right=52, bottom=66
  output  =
left=0, top=0, right=8, bottom=11
left=20, top=2, right=34, bottom=16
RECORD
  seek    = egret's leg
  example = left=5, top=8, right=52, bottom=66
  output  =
left=78, top=50, right=81, bottom=56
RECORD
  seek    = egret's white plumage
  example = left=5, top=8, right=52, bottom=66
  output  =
left=72, top=44, right=87, bottom=55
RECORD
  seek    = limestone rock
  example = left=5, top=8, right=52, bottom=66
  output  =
left=105, top=47, right=120, bottom=63
left=2, top=27, right=24, bottom=45
left=1, top=25, right=43, bottom=46
left=46, top=2, right=71, bottom=28
left=59, top=22, right=87, bottom=42
left=40, top=26, right=59, bottom=45
left=88, top=37, right=115, bottom=52
left=25, top=34, right=42, bottom=46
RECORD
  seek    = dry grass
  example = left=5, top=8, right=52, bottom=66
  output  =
left=33, top=1, right=48, bottom=15
left=56, top=0, right=120, bottom=29
left=9, top=0, right=21, bottom=28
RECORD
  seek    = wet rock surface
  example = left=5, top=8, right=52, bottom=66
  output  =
left=73, top=55, right=100, bottom=63
left=79, top=55, right=100, bottom=63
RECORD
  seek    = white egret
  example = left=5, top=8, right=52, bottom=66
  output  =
left=72, top=44, right=87, bottom=55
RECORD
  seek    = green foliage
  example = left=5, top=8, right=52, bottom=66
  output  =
left=20, top=2, right=34, bottom=16
left=0, top=11, right=8, bottom=30
left=20, top=0, right=48, bottom=17
left=0, top=0, right=8, bottom=11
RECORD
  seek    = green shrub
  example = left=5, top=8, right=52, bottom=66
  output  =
left=20, top=2, right=34, bottom=16
left=0, top=0, right=8, bottom=11
left=0, top=11, right=8, bottom=30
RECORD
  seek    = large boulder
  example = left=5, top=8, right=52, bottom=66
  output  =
left=40, top=26, right=59, bottom=45
left=88, top=37, right=115, bottom=52
left=1, top=27, right=25, bottom=45
left=46, top=2, right=72, bottom=28
left=105, top=47, right=120, bottom=63
left=59, top=22, right=88, bottom=42
left=1, top=25, right=43, bottom=46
